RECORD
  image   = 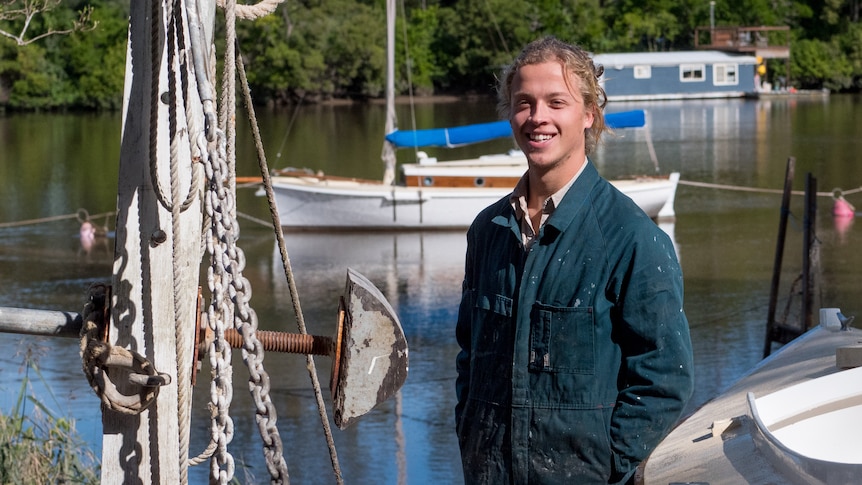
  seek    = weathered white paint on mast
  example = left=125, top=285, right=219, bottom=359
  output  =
left=103, top=0, right=209, bottom=481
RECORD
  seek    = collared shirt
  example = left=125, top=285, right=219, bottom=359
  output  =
left=509, top=159, right=588, bottom=249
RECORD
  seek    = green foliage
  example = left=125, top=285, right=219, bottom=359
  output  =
left=836, top=23, right=862, bottom=88
left=0, top=0, right=124, bottom=110
left=0, top=346, right=100, bottom=484
left=0, top=44, right=75, bottom=109
left=431, top=0, right=534, bottom=92
left=64, top=1, right=128, bottom=110
left=400, top=5, right=442, bottom=96
left=790, top=38, right=854, bottom=90
left=1, top=0, right=862, bottom=110
left=237, top=0, right=387, bottom=102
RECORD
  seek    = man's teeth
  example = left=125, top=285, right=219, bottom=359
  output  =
left=530, top=134, right=552, bottom=141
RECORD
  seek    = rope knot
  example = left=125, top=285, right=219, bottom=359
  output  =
left=79, top=284, right=172, bottom=415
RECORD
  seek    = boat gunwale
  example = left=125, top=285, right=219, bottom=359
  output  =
left=748, top=391, right=862, bottom=483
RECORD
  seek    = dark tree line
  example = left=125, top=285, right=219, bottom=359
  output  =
left=1, top=0, right=861, bottom=110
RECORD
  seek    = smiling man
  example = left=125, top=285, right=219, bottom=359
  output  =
left=455, top=37, right=694, bottom=484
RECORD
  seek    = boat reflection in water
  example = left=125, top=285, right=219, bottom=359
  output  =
left=272, top=222, right=678, bottom=314
left=272, top=231, right=469, bottom=317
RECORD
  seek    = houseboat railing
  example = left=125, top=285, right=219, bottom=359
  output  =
left=695, top=26, right=790, bottom=59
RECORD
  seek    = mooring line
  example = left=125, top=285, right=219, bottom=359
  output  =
left=0, top=210, right=115, bottom=229
left=678, top=179, right=862, bottom=198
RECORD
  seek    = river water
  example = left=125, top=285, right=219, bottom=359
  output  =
left=1, top=94, right=861, bottom=484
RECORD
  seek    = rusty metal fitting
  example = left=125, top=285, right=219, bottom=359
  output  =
left=224, top=329, right=333, bottom=355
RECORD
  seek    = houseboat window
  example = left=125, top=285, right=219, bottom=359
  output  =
left=713, top=63, right=739, bottom=85
left=679, top=64, right=705, bottom=82
left=634, top=65, right=651, bottom=79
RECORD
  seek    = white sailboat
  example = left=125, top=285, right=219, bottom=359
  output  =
left=267, top=0, right=679, bottom=230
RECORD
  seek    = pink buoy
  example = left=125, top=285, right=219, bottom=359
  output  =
left=832, top=190, right=855, bottom=217
left=80, top=220, right=96, bottom=253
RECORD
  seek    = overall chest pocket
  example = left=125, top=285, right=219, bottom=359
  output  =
left=529, top=303, right=595, bottom=374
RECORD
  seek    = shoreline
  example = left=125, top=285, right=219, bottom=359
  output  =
left=746, top=88, right=831, bottom=99
left=305, top=93, right=495, bottom=107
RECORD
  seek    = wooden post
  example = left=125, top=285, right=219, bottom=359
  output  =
left=763, top=157, right=794, bottom=358
left=801, top=173, right=818, bottom=330
left=101, top=0, right=210, bottom=481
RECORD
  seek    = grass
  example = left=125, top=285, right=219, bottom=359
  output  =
left=0, top=343, right=100, bottom=484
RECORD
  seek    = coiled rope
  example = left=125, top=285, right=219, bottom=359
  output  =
left=216, top=0, right=282, bottom=19
left=79, top=284, right=172, bottom=414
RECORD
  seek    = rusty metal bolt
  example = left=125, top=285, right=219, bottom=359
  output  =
left=225, top=329, right=333, bottom=356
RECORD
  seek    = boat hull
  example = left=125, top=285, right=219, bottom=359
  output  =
left=642, top=326, right=862, bottom=485
left=268, top=172, right=679, bottom=230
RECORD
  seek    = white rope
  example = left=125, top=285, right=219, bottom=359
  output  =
left=165, top=0, right=200, bottom=481
left=215, top=0, right=285, bottom=20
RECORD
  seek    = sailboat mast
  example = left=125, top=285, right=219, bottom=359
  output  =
left=381, top=0, right=397, bottom=186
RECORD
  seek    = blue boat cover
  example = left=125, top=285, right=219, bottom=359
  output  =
left=384, top=110, right=646, bottom=148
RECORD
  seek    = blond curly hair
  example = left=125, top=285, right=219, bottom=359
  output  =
left=497, top=37, right=608, bottom=155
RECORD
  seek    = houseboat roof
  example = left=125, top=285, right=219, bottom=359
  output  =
left=594, top=51, right=759, bottom=69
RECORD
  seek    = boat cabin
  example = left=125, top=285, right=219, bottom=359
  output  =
left=593, top=51, right=758, bottom=101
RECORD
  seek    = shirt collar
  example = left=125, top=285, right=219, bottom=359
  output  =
left=509, top=158, right=589, bottom=245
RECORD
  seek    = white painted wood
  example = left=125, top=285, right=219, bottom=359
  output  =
left=102, top=0, right=206, bottom=482
left=750, top=365, right=862, bottom=464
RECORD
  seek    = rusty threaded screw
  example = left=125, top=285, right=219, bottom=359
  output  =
left=224, top=329, right=333, bottom=356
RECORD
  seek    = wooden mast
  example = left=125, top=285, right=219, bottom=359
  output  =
left=102, top=0, right=212, bottom=481
left=380, top=0, right=397, bottom=186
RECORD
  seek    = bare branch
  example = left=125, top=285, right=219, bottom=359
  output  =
left=0, top=0, right=97, bottom=47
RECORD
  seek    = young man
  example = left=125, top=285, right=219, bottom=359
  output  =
left=455, top=37, right=694, bottom=484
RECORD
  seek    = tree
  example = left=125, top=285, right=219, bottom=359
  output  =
left=399, top=4, right=442, bottom=96
left=432, top=0, right=533, bottom=93
left=63, top=0, right=127, bottom=109
left=605, top=0, right=687, bottom=51
left=237, top=0, right=386, bottom=102
left=0, top=42, right=75, bottom=108
left=790, top=38, right=853, bottom=90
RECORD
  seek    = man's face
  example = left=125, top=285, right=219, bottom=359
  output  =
left=509, top=61, right=594, bottom=174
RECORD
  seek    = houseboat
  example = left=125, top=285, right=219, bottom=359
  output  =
left=594, top=51, right=759, bottom=101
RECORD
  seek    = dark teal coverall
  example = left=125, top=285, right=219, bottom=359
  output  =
left=456, top=162, right=694, bottom=484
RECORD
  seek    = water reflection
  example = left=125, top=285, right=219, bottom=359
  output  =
left=185, top=230, right=472, bottom=484
left=833, top=215, right=854, bottom=244
left=592, top=99, right=764, bottom=179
